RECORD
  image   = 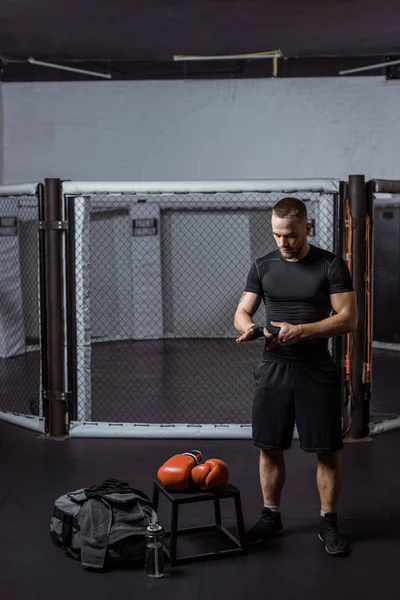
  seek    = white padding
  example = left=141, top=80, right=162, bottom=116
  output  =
left=69, top=418, right=400, bottom=439
left=74, top=197, right=92, bottom=420
left=63, top=179, right=340, bottom=196
left=0, top=410, right=45, bottom=432
left=69, top=421, right=258, bottom=439
left=0, top=199, right=25, bottom=357
left=0, top=184, right=39, bottom=197
left=370, top=416, right=400, bottom=435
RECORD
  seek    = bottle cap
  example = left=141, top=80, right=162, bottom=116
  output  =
left=147, top=522, right=163, bottom=533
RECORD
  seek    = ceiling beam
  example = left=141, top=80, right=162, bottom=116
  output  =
left=1, top=56, right=398, bottom=83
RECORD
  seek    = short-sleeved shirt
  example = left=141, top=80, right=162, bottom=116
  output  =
left=244, top=244, right=354, bottom=362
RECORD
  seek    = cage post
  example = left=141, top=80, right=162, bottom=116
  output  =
left=42, top=178, right=68, bottom=437
left=347, top=175, right=369, bottom=439
left=339, top=180, right=349, bottom=432
left=331, top=185, right=345, bottom=378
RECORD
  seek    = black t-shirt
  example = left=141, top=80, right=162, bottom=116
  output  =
left=244, top=244, right=354, bottom=362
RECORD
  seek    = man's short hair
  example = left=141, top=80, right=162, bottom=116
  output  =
left=272, top=198, right=308, bottom=220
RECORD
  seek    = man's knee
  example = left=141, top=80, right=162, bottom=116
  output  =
left=260, top=448, right=285, bottom=466
left=317, top=450, right=340, bottom=467
left=260, top=448, right=284, bottom=456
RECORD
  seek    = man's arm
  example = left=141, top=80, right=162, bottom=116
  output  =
left=233, top=292, right=262, bottom=334
left=298, top=291, right=358, bottom=339
left=234, top=292, right=274, bottom=344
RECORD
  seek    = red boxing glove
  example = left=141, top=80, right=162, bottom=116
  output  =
left=190, top=458, right=229, bottom=490
left=157, top=450, right=203, bottom=491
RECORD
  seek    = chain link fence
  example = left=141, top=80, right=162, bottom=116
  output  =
left=67, top=184, right=340, bottom=427
left=369, top=184, right=400, bottom=419
left=2, top=178, right=398, bottom=436
left=372, top=194, right=400, bottom=345
left=0, top=189, right=41, bottom=418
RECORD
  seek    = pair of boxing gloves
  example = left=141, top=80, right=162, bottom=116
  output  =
left=157, top=450, right=229, bottom=492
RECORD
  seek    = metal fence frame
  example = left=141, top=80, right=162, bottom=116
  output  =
left=365, top=179, right=400, bottom=435
left=58, top=178, right=343, bottom=438
left=0, top=183, right=45, bottom=433
left=3, top=176, right=397, bottom=439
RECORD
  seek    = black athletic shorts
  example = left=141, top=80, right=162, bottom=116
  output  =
left=252, top=352, right=343, bottom=453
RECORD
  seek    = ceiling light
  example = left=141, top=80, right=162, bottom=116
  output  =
left=173, top=51, right=282, bottom=62
left=28, top=57, right=111, bottom=79
left=339, top=58, right=400, bottom=75
left=173, top=50, right=282, bottom=77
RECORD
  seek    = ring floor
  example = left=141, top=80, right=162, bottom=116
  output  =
left=0, top=342, right=398, bottom=421
left=1, top=421, right=400, bottom=600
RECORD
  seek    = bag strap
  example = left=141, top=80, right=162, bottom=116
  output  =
left=53, top=506, right=79, bottom=546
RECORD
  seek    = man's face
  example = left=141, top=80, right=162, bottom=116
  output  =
left=271, top=214, right=310, bottom=260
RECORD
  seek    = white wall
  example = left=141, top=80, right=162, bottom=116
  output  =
left=2, top=77, right=400, bottom=184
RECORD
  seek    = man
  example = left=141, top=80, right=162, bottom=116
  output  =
left=233, top=198, right=357, bottom=556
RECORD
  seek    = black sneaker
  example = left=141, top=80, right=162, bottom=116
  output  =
left=246, top=507, right=283, bottom=545
left=319, top=513, right=349, bottom=555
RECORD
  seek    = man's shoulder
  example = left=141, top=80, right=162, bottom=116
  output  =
left=254, top=249, right=281, bottom=270
left=310, top=245, right=342, bottom=267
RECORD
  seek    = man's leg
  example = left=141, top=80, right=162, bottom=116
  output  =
left=247, top=359, right=294, bottom=544
left=317, top=451, right=348, bottom=555
left=316, top=451, right=341, bottom=512
left=260, top=449, right=286, bottom=506
left=294, top=361, right=348, bottom=555
left=246, top=449, right=285, bottom=544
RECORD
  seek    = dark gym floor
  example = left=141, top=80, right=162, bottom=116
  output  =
left=1, top=421, right=400, bottom=600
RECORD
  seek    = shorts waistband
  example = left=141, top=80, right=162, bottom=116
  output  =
left=262, top=348, right=335, bottom=366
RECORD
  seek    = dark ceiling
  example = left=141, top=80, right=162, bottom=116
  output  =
left=1, top=0, right=400, bottom=81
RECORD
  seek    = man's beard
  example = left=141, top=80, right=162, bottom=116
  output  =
left=280, top=237, right=306, bottom=258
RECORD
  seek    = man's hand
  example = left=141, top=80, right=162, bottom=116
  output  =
left=236, top=326, right=274, bottom=345
left=266, top=321, right=301, bottom=350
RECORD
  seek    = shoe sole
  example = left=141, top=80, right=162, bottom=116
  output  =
left=318, top=533, right=348, bottom=555
left=250, top=530, right=283, bottom=545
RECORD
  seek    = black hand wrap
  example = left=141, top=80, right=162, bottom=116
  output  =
left=266, top=324, right=281, bottom=337
left=249, top=325, right=265, bottom=340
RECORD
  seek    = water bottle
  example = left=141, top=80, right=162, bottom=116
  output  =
left=145, top=523, right=165, bottom=578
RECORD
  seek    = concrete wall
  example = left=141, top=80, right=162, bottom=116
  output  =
left=2, top=77, right=400, bottom=183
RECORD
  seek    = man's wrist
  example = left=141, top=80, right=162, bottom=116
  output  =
left=248, top=324, right=265, bottom=339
